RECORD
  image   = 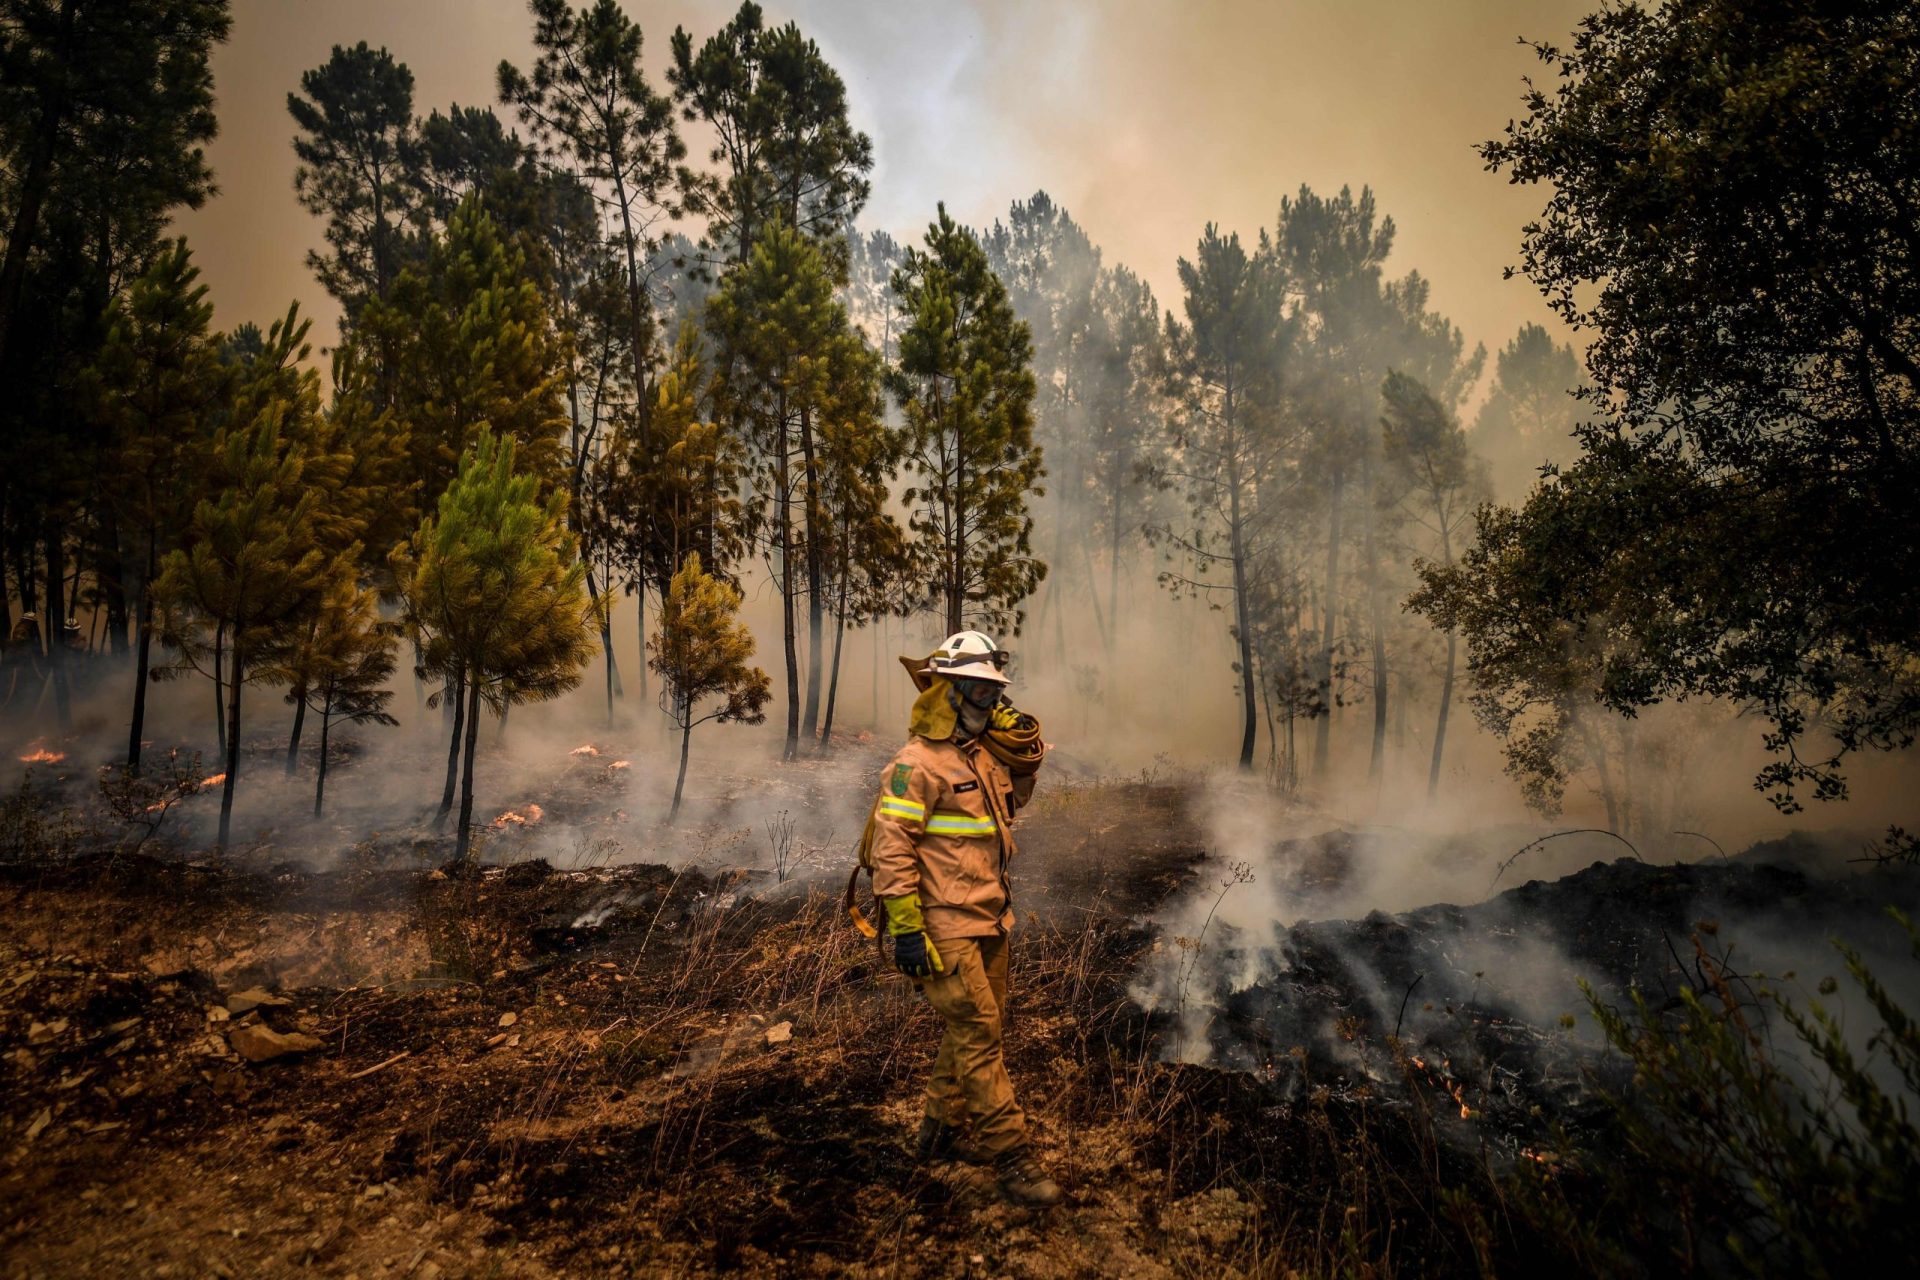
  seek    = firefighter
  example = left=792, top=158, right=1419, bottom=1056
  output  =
left=866, top=630, right=1061, bottom=1207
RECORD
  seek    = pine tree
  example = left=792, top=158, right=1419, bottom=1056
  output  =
left=705, top=221, right=845, bottom=758
left=1472, top=323, right=1586, bottom=502
left=0, top=0, right=230, bottom=372
left=984, top=193, right=1101, bottom=658
left=284, top=573, right=398, bottom=816
left=1380, top=372, right=1486, bottom=797
left=0, top=0, right=230, bottom=722
left=889, top=204, right=1045, bottom=637
left=499, top=0, right=683, bottom=436
left=1147, top=225, right=1289, bottom=770
left=588, top=321, right=749, bottom=720
left=670, top=3, right=873, bottom=269
left=86, top=241, right=230, bottom=774
left=650, top=552, right=770, bottom=820
left=415, top=104, right=529, bottom=231
left=354, top=197, right=569, bottom=521
left=152, top=400, right=340, bottom=852
left=287, top=42, right=421, bottom=325
left=1270, top=186, right=1394, bottom=778
left=815, top=331, right=904, bottom=745
left=393, top=430, right=596, bottom=860
left=275, top=343, right=407, bottom=774
left=1084, top=264, right=1164, bottom=655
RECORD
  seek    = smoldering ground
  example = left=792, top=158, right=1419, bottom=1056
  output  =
left=1130, top=771, right=1920, bottom=1157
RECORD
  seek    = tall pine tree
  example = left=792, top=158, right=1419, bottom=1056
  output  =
left=890, top=206, right=1045, bottom=637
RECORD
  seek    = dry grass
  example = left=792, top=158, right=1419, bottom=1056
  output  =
left=0, top=778, right=1574, bottom=1278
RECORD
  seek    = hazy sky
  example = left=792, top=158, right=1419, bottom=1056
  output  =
left=175, top=0, right=1593, bottom=370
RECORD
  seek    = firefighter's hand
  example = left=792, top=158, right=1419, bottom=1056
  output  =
left=990, top=703, right=1022, bottom=733
left=893, top=929, right=944, bottom=979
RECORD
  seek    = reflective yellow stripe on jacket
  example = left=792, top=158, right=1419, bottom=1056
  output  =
left=877, top=796, right=926, bottom=823
left=924, top=811, right=997, bottom=837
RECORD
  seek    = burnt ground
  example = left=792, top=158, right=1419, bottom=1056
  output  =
left=1, top=778, right=1302, bottom=1280
left=6, top=768, right=1915, bottom=1279
left=1199, top=854, right=1920, bottom=1155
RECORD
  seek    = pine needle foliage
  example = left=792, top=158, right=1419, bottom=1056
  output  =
left=393, top=429, right=597, bottom=858
left=888, top=203, right=1045, bottom=636
left=649, top=551, right=770, bottom=819
left=281, top=575, right=399, bottom=817
left=152, top=401, right=342, bottom=851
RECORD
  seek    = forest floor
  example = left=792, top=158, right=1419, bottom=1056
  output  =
left=0, top=772, right=1336, bottom=1280
left=6, top=749, right=1911, bottom=1279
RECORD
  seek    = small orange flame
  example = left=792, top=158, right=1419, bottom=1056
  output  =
left=569, top=745, right=599, bottom=757
left=19, top=745, right=65, bottom=764
left=610, top=760, right=630, bottom=770
left=491, top=802, right=545, bottom=829
left=202, top=773, right=226, bottom=788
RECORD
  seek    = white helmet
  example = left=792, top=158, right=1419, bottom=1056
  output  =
left=931, top=630, right=1011, bottom=685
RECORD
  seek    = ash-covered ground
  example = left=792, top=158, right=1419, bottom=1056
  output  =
left=4, top=754, right=1915, bottom=1278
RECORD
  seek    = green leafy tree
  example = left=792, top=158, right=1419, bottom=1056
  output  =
left=152, top=401, right=341, bottom=851
left=889, top=204, right=1045, bottom=638
left=1408, top=453, right=1668, bottom=828
left=649, top=552, right=771, bottom=820
left=393, top=430, right=596, bottom=860
left=280, top=574, right=397, bottom=817
left=287, top=41, right=421, bottom=324
left=86, top=241, right=230, bottom=773
left=1475, top=0, right=1920, bottom=810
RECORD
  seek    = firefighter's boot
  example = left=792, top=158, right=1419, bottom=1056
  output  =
left=995, top=1149, right=1062, bottom=1206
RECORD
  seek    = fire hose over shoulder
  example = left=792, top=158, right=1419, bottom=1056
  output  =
left=844, top=645, right=1047, bottom=939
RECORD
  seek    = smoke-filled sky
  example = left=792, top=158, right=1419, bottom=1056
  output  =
left=175, top=0, right=1592, bottom=365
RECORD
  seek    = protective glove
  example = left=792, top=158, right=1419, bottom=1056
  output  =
left=989, top=702, right=1022, bottom=733
left=893, top=929, right=944, bottom=979
left=883, top=893, right=945, bottom=978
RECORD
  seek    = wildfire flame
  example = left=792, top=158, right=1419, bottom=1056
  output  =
left=491, top=802, right=545, bottom=829
left=610, top=760, right=630, bottom=770
left=569, top=745, right=600, bottom=757
left=142, top=773, right=226, bottom=812
left=19, top=745, right=65, bottom=764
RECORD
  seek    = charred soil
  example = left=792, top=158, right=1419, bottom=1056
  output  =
left=6, top=777, right=1910, bottom=1279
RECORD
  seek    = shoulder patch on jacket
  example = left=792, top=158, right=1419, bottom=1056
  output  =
left=889, top=762, right=913, bottom=797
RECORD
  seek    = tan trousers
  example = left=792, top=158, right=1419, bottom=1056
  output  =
left=919, top=933, right=1027, bottom=1158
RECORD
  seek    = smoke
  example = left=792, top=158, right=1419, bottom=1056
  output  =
left=1129, top=767, right=1920, bottom=1135
left=2, top=643, right=881, bottom=890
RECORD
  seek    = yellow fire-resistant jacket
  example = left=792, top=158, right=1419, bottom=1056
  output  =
left=869, top=733, right=1034, bottom=941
